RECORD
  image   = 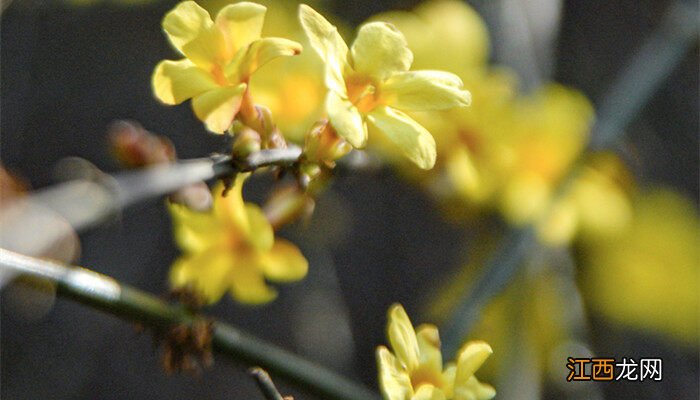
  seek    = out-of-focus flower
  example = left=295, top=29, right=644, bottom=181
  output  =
left=169, top=174, right=308, bottom=304
left=299, top=4, right=471, bottom=170
left=377, top=304, right=495, bottom=400
left=370, top=0, right=490, bottom=74
left=239, top=0, right=330, bottom=143
left=580, top=188, right=699, bottom=346
left=498, top=84, right=593, bottom=225
left=152, top=1, right=301, bottom=133
left=537, top=152, right=633, bottom=245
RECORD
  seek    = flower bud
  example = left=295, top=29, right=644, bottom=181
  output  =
left=303, top=121, right=352, bottom=166
left=231, top=128, right=262, bottom=159
left=263, top=185, right=315, bottom=229
left=108, top=120, right=175, bottom=168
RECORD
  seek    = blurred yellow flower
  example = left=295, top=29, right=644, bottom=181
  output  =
left=499, top=84, right=593, bottom=225
left=537, top=152, right=633, bottom=245
left=377, top=304, right=495, bottom=400
left=169, top=174, right=308, bottom=304
left=370, top=0, right=490, bottom=73
left=152, top=1, right=302, bottom=133
left=299, top=4, right=471, bottom=170
left=245, top=0, right=329, bottom=143
left=581, top=188, right=699, bottom=346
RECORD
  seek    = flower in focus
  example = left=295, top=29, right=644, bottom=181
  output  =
left=377, top=304, right=495, bottom=400
left=152, top=1, right=302, bottom=133
left=299, top=4, right=471, bottom=170
left=169, top=174, right=308, bottom=304
left=368, top=0, right=517, bottom=210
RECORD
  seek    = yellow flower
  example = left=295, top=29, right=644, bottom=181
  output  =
left=537, top=152, right=633, bottom=245
left=377, top=304, right=495, bottom=400
left=246, top=0, right=329, bottom=143
left=152, top=1, right=302, bottom=133
left=581, top=188, right=699, bottom=345
left=366, top=1, right=517, bottom=211
left=499, top=84, right=593, bottom=224
left=298, top=5, right=471, bottom=170
left=369, top=0, right=490, bottom=73
left=169, top=174, right=308, bottom=304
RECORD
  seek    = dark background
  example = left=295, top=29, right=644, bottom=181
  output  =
left=1, top=0, right=698, bottom=399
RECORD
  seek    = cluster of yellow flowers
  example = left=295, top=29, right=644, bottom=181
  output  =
left=360, top=0, right=697, bottom=390
left=366, top=1, right=633, bottom=248
left=149, top=1, right=697, bottom=397
left=152, top=0, right=474, bottom=303
left=152, top=2, right=491, bottom=397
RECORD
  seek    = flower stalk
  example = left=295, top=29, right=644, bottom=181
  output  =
left=250, top=367, right=287, bottom=400
left=0, top=248, right=379, bottom=400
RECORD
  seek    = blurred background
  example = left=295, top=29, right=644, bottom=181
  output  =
left=1, top=0, right=698, bottom=399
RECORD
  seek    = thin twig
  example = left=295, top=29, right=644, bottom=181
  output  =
left=0, top=148, right=303, bottom=260
left=439, top=0, right=699, bottom=355
left=250, top=367, right=286, bottom=400
left=0, top=248, right=379, bottom=400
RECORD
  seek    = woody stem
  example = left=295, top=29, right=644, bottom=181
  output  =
left=250, top=367, right=286, bottom=400
left=0, top=248, right=379, bottom=400
left=21, top=148, right=301, bottom=239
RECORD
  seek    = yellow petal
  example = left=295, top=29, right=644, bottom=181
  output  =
left=215, top=2, right=266, bottom=55
left=382, top=70, right=471, bottom=111
left=413, top=385, right=447, bottom=400
left=445, top=147, right=480, bottom=199
left=229, top=252, right=277, bottom=304
left=168, top=201, right=221, bottom=253
left=228, top=37, right=302, bottom=81
left=326, top=91, right=367, bottom=148
left=387, top=304, right=420, bottom=371
left=170, top=248, right=232, bottom=304
left=350, top=22, right=412, bottom=81
left=454, top=377, right=496, bottom=400
left=367, top=107, right=436, bottom=170
left=162, top=1, right=212, bottom=52
left=214, top=174, right=267, bottom=246
left=243, top=203, right=274, bottom=251
left=214, top=175, right=246, bottom=223
left=376, top=346, right=414, bottom=400
left=298, top=4, right=347, bottom=94
left=259, top=239, right=308, bottom=282
left=152, top=59, right=218, bottom=105
left=537, top=198, right=578, bottom=245
left=441, top=364, right=457, bottom=398
left=191, top=83, right=247, bottom=133
left=416, top=324, right=443, bottom=375
left=454, top=341, right=492, bottom=385
left=162, top=1, right=223, bottom=68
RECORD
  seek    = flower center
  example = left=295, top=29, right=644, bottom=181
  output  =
left=346, top=74, right=380, bottom=113
left=211, top=64, right=230, bottom=87
left=410, top=366, right=445, bottom=391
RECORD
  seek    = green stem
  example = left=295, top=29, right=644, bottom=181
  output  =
left=250, top=368, right=285, bottom=400
left=0, top=248, right=379, bottom=400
